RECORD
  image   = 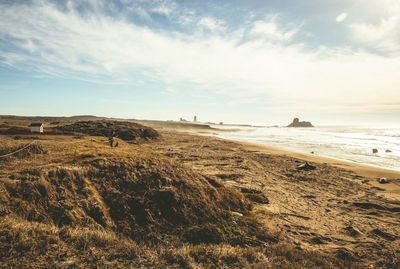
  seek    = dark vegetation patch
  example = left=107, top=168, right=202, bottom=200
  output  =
left=0, top=126, right=31, bottom=135
left=0, top=156, right=267, bottom=246
left=370, top=228, right=397, bottom=241
left=216, top=173, right=242, bottom=180
left=241, top=187, right=269, bottom=204
left=54, top=120, right=159, bottom=142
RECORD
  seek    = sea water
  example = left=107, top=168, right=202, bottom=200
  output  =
left=215, top=126, right=400, bottom=171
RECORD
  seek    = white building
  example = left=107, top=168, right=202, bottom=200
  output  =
left=29, top=123, right=44, bottom=133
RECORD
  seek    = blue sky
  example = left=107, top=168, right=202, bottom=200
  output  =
left=1, top=0, right=400, bottom=125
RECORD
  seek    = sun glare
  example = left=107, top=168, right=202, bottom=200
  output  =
left=336, top=12, right=348, bottom=22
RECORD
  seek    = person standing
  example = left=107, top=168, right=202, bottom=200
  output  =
left=108, top=130, right=115, bottom=147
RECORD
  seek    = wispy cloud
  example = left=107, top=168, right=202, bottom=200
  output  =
left=351, top=16, right=400, bottom=54
left=151, top=3, right=174, bottom=16
left=250, top=16, right=300, bottom=42
left=197, top=17, right=226, bottom=32
left=0, top=0, right=399, bottom=115
left=349, top=0, right=400, bottom=54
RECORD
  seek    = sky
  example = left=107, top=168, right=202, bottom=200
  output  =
left=0, top=0, right=400, bottom=125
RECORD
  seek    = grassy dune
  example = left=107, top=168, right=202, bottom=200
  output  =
left=0, top=125, right=364, bottom=268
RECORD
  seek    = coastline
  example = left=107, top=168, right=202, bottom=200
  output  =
left=224, top=137, right=400, bottom=179
left=148, top=129, right=400, bottom=266
left=175, top=129, right=400, bottom=201
left=209, top=124, right=400, bottom=172
left=193, top=129, right=400, bottom=178
left=221, top=136, right=400, bottom=201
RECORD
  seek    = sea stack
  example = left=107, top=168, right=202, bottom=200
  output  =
left=287, top=118, right=314, bottom=127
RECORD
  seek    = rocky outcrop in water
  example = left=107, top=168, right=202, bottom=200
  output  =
left=287, top=118, right=314, bottom=127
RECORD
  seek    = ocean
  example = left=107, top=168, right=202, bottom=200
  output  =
left=215, top=125, right=400, bottom=171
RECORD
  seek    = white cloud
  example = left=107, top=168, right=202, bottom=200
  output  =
left=151, top=4, right=174, bottom=16
left=351, top=16, right=400, bottom=53
left=122, top=0, right=176, bottom=21
left=349, top=0, right=400, bottom=54
left=197, top=17, right=226, bottom=32
left=250, top=16, right=299, bottom=42
left=0, top=1, right=399, bottom=115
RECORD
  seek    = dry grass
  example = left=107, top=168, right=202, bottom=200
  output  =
left=0, top=216, right=361, bottom=269
left=0, top=132, right=369, bottom=268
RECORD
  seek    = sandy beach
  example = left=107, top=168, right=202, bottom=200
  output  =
left=148, top=129, right=400, bottom=265
left=222, top=135, right=400, bottom=201
left=1, top=118, right=399, bottom=268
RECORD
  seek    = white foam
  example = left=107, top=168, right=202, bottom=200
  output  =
left=216, top=126, right=400, bottom=171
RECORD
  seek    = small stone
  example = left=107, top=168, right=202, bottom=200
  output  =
left=385, top=149, right=392, bottom=153
left=372, top=148, right=378, bottom=154
left=297, top=162, right=316, bottom=171
left=377, top=177, right=389, bottom=184
left=231, top=211, right=243, bottom=217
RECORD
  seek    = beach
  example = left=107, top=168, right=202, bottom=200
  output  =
left=217, top=133, right=400, bottom=200
left=148, top=129, right=400, bottom=265
left=215, top=125, right=400, bottom=171
left=1, top=118, right=399, bottom=268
